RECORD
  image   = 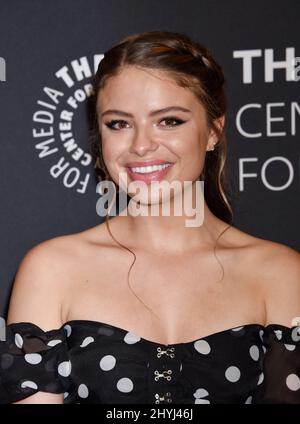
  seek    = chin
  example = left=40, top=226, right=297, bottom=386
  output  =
left=128, top=189, right=174, bottom=209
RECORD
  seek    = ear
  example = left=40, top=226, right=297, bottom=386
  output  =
left=206, top=115, right=225, bottom=151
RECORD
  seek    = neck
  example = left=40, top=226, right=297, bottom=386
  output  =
left=115, top=181, right=230, bottom=254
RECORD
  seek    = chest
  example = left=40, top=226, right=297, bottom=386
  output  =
left=63, top=248, right=265, bottom=345
left=62, top=321, right=264, bottom=404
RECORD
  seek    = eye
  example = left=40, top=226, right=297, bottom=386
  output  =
left=159, top=117, right=186, bottom=128
left=104, top=119, right=130, bottom=131
left=104, top=116, right=187, bottom=131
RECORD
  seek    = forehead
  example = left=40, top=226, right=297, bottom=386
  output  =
left=97, top=65, right=202, bottom=112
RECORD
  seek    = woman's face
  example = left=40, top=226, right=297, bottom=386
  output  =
left=97, top=65, right=220, bottom=205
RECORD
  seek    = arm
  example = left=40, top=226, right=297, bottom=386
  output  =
left=262, top=242, right=300, bottom=327
left=253, top=242, right=300, bottom=404
left=13, top=392, right=63, bottom=404
left=6, top=237, right=71, bottom=404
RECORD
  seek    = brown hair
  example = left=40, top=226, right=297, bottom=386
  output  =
left=89, top=30, right=234, bottom=321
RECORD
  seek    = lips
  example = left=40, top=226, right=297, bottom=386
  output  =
left=126, top=162, right=173, bottom=184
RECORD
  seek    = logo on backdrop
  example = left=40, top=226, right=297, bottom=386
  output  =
left=32, top=55, right=103, bottom=194
left=233, top=47, right=300, bottom=192
left=31, top=49, right=300, bottom=194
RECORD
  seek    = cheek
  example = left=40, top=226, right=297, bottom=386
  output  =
left=101, top=138, right=122, bottom=166
left=101, top=139, right=129, bottom=187
left=170, top=127, right=206, bottom=160
left=172, top=129, right=207, bottom=178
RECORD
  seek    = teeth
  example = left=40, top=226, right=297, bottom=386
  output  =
left=129, top=163, right=171, bottom=174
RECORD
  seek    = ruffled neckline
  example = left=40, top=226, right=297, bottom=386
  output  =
left=6, top=319, right=300, bottom=347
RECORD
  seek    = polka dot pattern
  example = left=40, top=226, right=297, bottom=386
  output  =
left=284, top=344, right=296, bottom=351
left=291, top=327, right=300, bottom=342
left=21, top=380, right=38, bottom=390
left=78, top=384, right=89, bottom=398
left=257, top=372, right=264, bottom=385
left=225, top=366, right=241, bottom=382
left=117, top=377, right=134, bottom=393
left=14, top=333, right=23, bottom=349
left=80, top=337, right=94, bottom=348
left=249, top=345, right=260, bottom=361
left=124, top=332, right=141, bottom=344
left=194, top=339, right=211, bottom=354
left=0, top=321, right=299, bottom=404
left=24, top=353, right=42, bottom=365
left=47, top=339, right=63, bottom=347
left=64, top=325, right=72, bottom=337
left=286, top=374, right=300, bottom=391
left=232, top=326, right=244, bottom=332
left=193, top=388, right=210, bottom=404
left=58, top=360, right=72, bottom=377
left=259, top=330, right=264, bottom=342
left=99, top=354, right=116, bottom=371
left=245, top=396, right=252, bottom=404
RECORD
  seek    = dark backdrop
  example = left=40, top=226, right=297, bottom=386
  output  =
left=0, top=0, right=299, bottom=317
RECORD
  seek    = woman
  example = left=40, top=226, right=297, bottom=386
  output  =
left=1, top=31, right=300, bottom=404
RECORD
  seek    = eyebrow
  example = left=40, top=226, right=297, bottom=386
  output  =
left=100, top=106, right=192, bottom=118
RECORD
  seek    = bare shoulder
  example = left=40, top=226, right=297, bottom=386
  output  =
left=256, top=238, right=300, bottom=326
left=6, top=229, right=95, bottom=330
left=5, top=228, right=105, bottom=405
left=248, top=234, right=300, bottom=290
left=229, top=226, right=300, bottom=327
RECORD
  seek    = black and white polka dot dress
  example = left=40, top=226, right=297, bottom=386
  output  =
left=0, top=321, right=300, bottom=404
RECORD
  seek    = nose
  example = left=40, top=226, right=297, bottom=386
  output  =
left=129, top=125, right=159, bottom=156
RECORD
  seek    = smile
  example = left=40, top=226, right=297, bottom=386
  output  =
left=126, top=162, right=173, bottom=184
left=128, top=163, right=172, bottom=174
